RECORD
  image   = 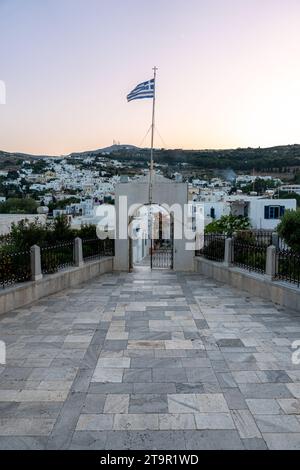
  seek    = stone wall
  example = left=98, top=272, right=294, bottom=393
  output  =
left=0, top=257, right=113, bottom=316
left=195, top=256, right=300, bottom=312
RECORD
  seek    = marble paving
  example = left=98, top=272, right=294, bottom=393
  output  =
left=0, top=268, right=300, bottom=449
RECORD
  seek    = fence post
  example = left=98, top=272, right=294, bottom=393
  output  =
left=272, top=232, right=279, bottom=249
left=30, top=245, right=43, bottom=281
left=75, top=237, right=84, bottom=267
left=224, top=238, right=232, bottom=267
left=266, top=245, right=276, bottom=280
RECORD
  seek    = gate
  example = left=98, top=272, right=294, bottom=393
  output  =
left=151, top=246, right=173, bottom=269
left=151, top=213, right=174, bottom=270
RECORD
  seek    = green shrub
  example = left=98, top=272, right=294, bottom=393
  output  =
left=0, top=198, right=38, bottom=214
left=10, top=219, right=48, bottom=250
left=77, top=224, right=97, bottom=240
left=205, top=215, right=250, bottom=236
left=201, top=239, right=225, bottom=261
left=277, top=210, right=300, bottom=253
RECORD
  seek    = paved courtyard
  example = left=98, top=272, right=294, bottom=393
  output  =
left=1, top=268, right=300, bottom=449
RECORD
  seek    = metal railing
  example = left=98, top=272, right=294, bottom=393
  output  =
left=0, top=237, right=115, bottom=289
left=0, top=249, right=31, bottom=288
left=82, top=238, right=115, bottom=261
left=275, top=249, right=300, bottom=287
left=278, top=237, right=290, bottom=251
left=195, top=231, right=300, bottom=288
left=232, top=239, right=266, bottom=274
left=235, top=230, right=273, bottom=246
left=195, top=234, right=226, bottom=262
left=41, top=241, right=75, bottom=274
left=152, top=248, right=173, bottom=269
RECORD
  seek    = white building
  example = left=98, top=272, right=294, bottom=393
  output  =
left=191, top=195, right=297, bottom=231
left=236, top=175, right=282, bottom=185
left=280, top=184, right=300, bottom=195
left=228, top=196, right=296, bottom=230
left=70, top=204, right=115, bottom=237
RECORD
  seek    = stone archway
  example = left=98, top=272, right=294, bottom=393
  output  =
left=114, top=174, right=195, bottom=272
left=128, top=203, right=174, bottom=271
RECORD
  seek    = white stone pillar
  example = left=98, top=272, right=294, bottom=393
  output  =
left=266, top=245, right=276, bottom=280
left=224, top=238, right=232, bottom=267
left=30, top=245, right=43, bottom=281
left=272, top=232, right=279, bottom=249
left=74, top=237, right=84, bottom=267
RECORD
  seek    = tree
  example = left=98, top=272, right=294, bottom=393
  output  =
left=236, top=178, right=279, bottom=195
left=77, top=224, right=97, bottom=239
left=277, top=210, right=300, bottom=252
left=0, top=198, right=38, bottom=214
left=48, top=196, right=80, bottom=213
left=50, top=215, right=74, bottom=242
left=9, top=219, right=48, bottom=250
left=7, top=170, right=19, bottom=180
left=205, top=215, right=250, bottom=236
left=278, top=191, right=300, bottom=208
left=8, top=216, right=75, bottom=249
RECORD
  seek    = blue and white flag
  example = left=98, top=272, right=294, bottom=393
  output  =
left=127, top=79, right=154, bottom=102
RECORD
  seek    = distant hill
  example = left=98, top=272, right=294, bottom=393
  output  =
left=0, top=150, right=59, bottom=162
left=69, top=144, right=139, bottom=157
left=1, top=144, right=300, bottom=174
left=0, top=144, right=140, bottom=162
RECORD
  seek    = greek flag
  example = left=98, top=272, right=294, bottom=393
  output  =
left=127, top=79, right=154, bottom=102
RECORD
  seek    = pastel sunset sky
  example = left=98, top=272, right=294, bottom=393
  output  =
left=0, top=0, right=299, bottom=155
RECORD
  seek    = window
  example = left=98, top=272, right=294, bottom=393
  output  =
left=264, top=205, right=285, bottom=220
left=210, top=207, right=216, bottom=219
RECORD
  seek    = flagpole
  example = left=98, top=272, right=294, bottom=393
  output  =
left=149, top=66, right=157, bottom=205
left=149, top=66, right=157, bottom=270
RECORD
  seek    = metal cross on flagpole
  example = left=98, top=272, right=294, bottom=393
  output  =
left=149, top=66, right=158, bottom=206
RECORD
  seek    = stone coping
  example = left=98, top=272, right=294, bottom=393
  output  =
left=195, top=256, right=300, bottom=312
left=0, top=256, right=114, bottom=316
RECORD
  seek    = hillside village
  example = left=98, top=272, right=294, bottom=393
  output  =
left=0, top=144, right=299, bottom=235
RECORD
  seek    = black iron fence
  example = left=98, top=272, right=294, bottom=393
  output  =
left=275, top=249, right=300, bottom=287
left=0, top=249, right=31, bottom=288
left=195, top=231, right=291, bottom=277
left=82, top=238, right=115, bottom=261
left=41, top=241, right=75, bottom=274
left=232, top=239, right=266, bottom=274
left=0, top=237, right=115, bottom=289
left=195, top=232, right=300, bottom=287
left=195, top=234, right=226, bottom=262
left=235, top=230, right=273, bottom=246
left=278, top=237, right=290, bottom=251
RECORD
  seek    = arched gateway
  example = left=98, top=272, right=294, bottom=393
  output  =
left=114, top=174, right=195, bottom=271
